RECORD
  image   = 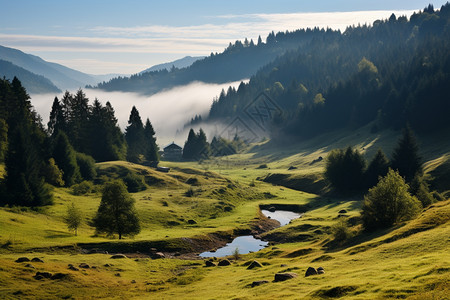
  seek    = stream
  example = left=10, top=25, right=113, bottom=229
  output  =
left=199, top=209, right=302, bottom=257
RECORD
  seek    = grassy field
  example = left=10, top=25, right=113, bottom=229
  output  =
left=0, top=128, right=449, bottom=299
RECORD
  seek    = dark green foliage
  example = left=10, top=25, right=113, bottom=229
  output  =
left=75, top=152, right=97, bottom=181
left=1, top=77, right=52, bottom=207
left=182, top=128, right=210, bottom=160
left=331, top=219, right=352, bottom=244
left=409, top=175, right=435, bottom=208
left=324, top=147, right=366, bottom=194
left=64, top=202, right=83, bottom=235
left=391, top=126, right=423, bottom=183
left=47, top=97, right=66, bottom=137
left=71, top=181, right=94, bottom=195
left=210, top=136, right=238, bottom=156
left=122, top=172, right=146, bottom=193
left=43, top=158, right=64, bottom=186
left=52, top=132, right=81, bottom=186
left=361, top=169, right=421, bottom=231
left=0, top=118, right=7, bottom=162
left=365, top=149, right=390, bottom=188
left=143, top=118, right=159, bottom=162
left=93, top=180, right=141, bottom=239
left=125, top=106, right=145, bottom=163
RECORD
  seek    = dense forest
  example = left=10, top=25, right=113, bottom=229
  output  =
left=0, top=79, right=158, bottom=207
left=205, top=4, right=450, bottom=140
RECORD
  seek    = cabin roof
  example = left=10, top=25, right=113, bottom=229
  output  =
left=164, top=142, right=182, bottom=150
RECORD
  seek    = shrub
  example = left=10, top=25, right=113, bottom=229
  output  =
left=64, top=202, right=83, bottom=235
left=72, top=181, right=94, bottom=195
left=362, top=169, right=422, bottom=231
left=76, top=152, right=97, bottom=181
left=185, top=187, right=195, bottom=197
left=43, top=158, right=65, bottom=186
left=331, top=219, right=352, bottom=243
left=123, top=172, right=146, bottom=193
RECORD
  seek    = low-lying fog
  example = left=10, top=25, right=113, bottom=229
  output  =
left=30, top=80, right=245, bottom=147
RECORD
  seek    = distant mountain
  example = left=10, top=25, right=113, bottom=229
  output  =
left=0, top=59, right=61, bottom=94
left=139, top=56, right=205, bottom=74
left=0, top=45, right=104, bottom=91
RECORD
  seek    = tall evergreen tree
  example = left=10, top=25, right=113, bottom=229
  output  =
left=144, top=118, right=159, bottom=162
left=125, top=106, right=145, bottom=163
left=47, top=97, right=66, bottom=137
left=365, top=149, right=390, bottom=188
left=182, top=128, right=198, bottom=160
left=52, top=131, right=81, bottom=186
left=0, top=118, right=7, bottom=162
left=391, top=126, right=422, bottom=182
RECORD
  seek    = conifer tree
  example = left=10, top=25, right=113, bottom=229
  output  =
left=125, top=106, right=145, bottom=163
left=365, top=149, right=390, bottom=188
left=52, top=131, right=81, bottom=186
left=182, top=128, right=198, bottom=160
left=391, top=126, right=422, bottom=182
left=144, top=118, right=159, bottom=162
left=47, top=97, right=66, bottom=137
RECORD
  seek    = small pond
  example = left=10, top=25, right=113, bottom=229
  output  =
left=199, top=209, right=302, bottom=257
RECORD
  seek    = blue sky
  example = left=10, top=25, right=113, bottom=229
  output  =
left=1, top=0, right=448, bottom=74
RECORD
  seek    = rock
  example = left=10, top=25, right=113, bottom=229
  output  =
left=34, top=271, right=52, bottom=279
left=274, top=272, right=298, bottom=282
left=251, top=280, right=269, bottom=287
left=103, top=264, right=112, bottom=267
left=205, top=260, right=216, bottom=267
left=338, top=209, right=347, bottom=214
left=150, top=248, right=157, bottom=252
left=247, top=260, right=263, bottom=270
left=68, top=264, right=79, bottom=271
left=187, top=219, right=197, bottom=224
left=268, top=206, right=276, bottom=212
left=25, top=264, right=35, bottom=269
left=218, top=259, right=231, bottom=266
left=115, top=273, right=121, bottom=277
left=280, top=264, right=288, bottom=267
left=110, top=254, right=127, bottom=259
left=131, top=280, right=136, bottom=284
left=15, top=257, right=30, bottom=263
left=31, top=257, right=44, bottom=263
left=79, top=263, right=90, bottom=269
left=152, top=252, right=165, bottom=259
left=34, top=275, right=44, bottom=280
left=51, top=273, right=69, bottom=280
left=305, top=267, right=318, bottom=277
left=317, top=266, right=325, bottom=274
left=288, top=166, right=297, bottom=170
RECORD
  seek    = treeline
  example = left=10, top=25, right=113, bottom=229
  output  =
left=0, top=78, right=158, bottom=207
left=207, top=3, right=450, bottom=139
left=182, top=128, right=245, bottom=160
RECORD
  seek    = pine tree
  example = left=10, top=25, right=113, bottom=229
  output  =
left=47, top=97, right=66, bottom=137
left=125, top=106, right=145, bottom=163
left=365, top=149, right=390, bottom=188
left=182, top=128, right=198, bottom=160
left=391, top=126, right=422, bottom=182
left=0, top=118, right=7, bottom=162
left=52, top=131, right=81, bottom=186
left=144, top=118, right=159, bottom=162
left=65, top=202, right=83, bottom=236
left=93, top=180, right=140, bottom=239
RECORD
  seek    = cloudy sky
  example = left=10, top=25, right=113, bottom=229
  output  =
left=1, top=0, right=447, bottom=74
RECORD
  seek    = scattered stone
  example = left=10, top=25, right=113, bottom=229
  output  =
left=31, top=257, right=44, bottom=263
left=103, top=264, right=112, bottom=267
left=152, top=252, right=165, bottom=259
left=51, top=273, right=70, bottom=280
left=34, top=271, right=52, bottom=279
left=317, top=266, right=325, bottom=274
left=280, top=264, right=288, bottom=267
left=251, top=280, right=269, bottom=287
left=247, top=260, right=263, bottom=270
left=110, top=254, right=127, bottom=259
left=205, top=260, right=216, bottom=267
left=187, top=219, right=197, bottom=225
left=115, top=273, right=121, bottom=277
left=305, top=267, right=318, bottom=277
left=268, top=206, right=276, bottom=212
left=25, top=264, right=35, bottom=269
left=338, top=209, right=347, bottom=214
left=15, top=257, right=30, bottom=263
left=131, top=280, right=136, bottom=284
left=218, top=259, right=231, bottom=266
left=68, top=264, right=79, bottom=271
left=288, top=166, right=298, bottom=170
left=274, top=272, right=298, bottom=282
left=91, top=266, right=97, bottom=269
left=79, top=263, right=90, bottom=269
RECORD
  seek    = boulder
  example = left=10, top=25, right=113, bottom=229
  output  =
left=31, top=257, right=44, bottom=263
left=152, top=252, right=165, bottom=259
left=218, top=259, right=231, bottom=266
left=79, top=263, right=90, bottom=269
left=34, top=271, right=52, bottom=279
left=274, top=272, right=298, bottom=282
left=187, top=219, right=197, bottom=225
left=268, top=206, right=276, bottom=212
left=251, top=280, right=269, bottom=287
left=317, top=266, right=325, bottom=274
left=305, top=267, right=318, bottom=277
left=15, top=257, right=30, bottom=263
left=338, top=209, right=347, bottom=214
left=51, top=273, right=70, bottom=280
left=25, top=264, right=35, bottom=269
left=205, top=260, right=216, bottom=267
left=247, top=260, right=263, bottom=270
left=110, top=254, right=127, bottom=259
left=68, top=264, right=79, bottom=271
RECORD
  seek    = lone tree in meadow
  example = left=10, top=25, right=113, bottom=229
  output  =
left=65, top=202, right=83, bottom=236
left=361, top=169, right=421, bottom=231
left=93, top=180, right=140, bottom=239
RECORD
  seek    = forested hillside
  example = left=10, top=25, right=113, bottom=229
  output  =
left=205, top=4, right=450, bottom=140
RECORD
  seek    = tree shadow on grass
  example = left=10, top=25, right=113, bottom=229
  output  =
left=45, top=230, right=73, bottom=239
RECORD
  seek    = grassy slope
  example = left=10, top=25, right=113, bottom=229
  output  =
left=0, top=127, right=449, bottom=299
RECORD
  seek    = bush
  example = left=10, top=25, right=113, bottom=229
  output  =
left=123, top=172, right=146, bottom=193
left=331, top=219, right=352, bottom=243
left=362, top=169, right=422, bottom=231
left=43, top=158, right=65, bottom=186
left=185, top=187, right=195, bottom=197
left=76, top=152, right=97, bottom=181
left=72, top=181, right=94, bottom=195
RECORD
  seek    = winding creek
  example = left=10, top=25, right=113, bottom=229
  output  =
left=199, top=209, right=303, bottom=257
